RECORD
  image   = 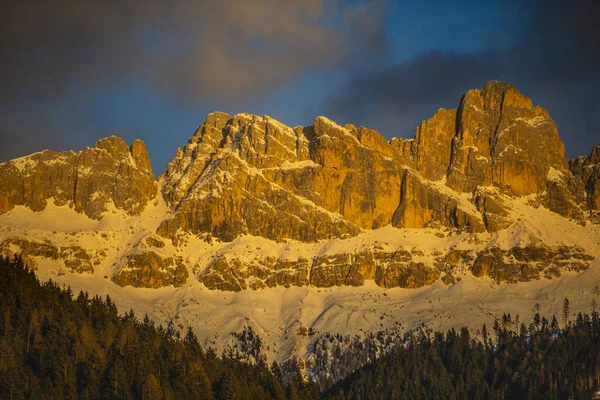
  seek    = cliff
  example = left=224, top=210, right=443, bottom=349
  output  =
left=1, top=81, right=598, bottom=291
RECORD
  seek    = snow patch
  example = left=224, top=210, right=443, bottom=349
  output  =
left=6, top=153, right=44, bottom=172
left=278, top=160, right=320, bottom=170
left=516, top=116, right=549, bottom=127
left=546, top=167, right=565, bottom=182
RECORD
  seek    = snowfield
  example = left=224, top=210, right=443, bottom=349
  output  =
left=1, top=195, right=599, bottom=364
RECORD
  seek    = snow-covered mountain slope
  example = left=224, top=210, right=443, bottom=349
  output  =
left=1, top=80, right=600, bottom=365
left=0, top=192, right=599, bottom=363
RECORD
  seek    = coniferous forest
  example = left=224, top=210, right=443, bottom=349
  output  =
left=0, top=257, right=318, bottom=399
left=2, top=256, right=600, bottom=399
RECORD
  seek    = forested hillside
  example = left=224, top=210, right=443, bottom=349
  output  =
left=0, top=257, right=317, bottom=399
left=2, top=256, right=600, bottom=399
left=327, top=309, right=600, bottom=399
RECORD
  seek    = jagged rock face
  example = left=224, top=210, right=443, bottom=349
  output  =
left=435, top=249, right=475, bottom=273
left=303, top=118, right=404, bottom=230
left=0, top=238, right=97, bottom=273
left=472, top=188, right=512, bottom=231
left=412, top=108, right=456, bottom=180
left=543, top=172, right=587, bottom=222
left=392, top=169, right=485, bottom=232
left=0, top=136, right=156, bottom=219
left=471, top=245, right=593, bottom=283
left=571, top=145, right=600, bottom=210
left=112, top=251, right=188, bottom=288
left=191, top=241, right=595, bottom=291
left=159, top=81, right=589, bottom=243
left=445, top=82, right=568, bottom=195
left=158, top=112, right=403, bottom=242
left=373, top=248, right=438, bottom=288
left=405, top=82, right=571, bottom=198
left=197, top=248, right=450, bottom=291
left=405, top=82, right=588, bottom=225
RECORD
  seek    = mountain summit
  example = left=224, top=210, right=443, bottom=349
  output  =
left=0, top=136, right=156, bottom=219
left=0, top=81, right=599, bottom=292
left=157, top=81, right=594, bottom=245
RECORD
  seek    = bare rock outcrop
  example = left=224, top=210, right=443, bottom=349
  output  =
left=192, top=241, right=595, bottom=291
left=392, top=169, right=485, bottom=232
left=158, top=113, right=402, bottom=242
left=412, top=108, right=456, bottom=180
left=197, top=248, right=445, bottom=291
left=112, top=251, right=188, bottom=288
left=0, top=136, right=156, bottom=219
left=471, top=245, right=593, bottom=283
left=0, top=237, right=96, bottom=273
left=158, top=82, right=590, bottom=244
left=570, top=144, right=600, bottom=212
left=445, top=82, right=568, bottom=195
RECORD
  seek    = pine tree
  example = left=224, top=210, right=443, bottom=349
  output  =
left=562, top=297, right=571, bottom=326
left=550, top=315, right=559, bottom=333
left=482, top=324, right=489, bottom=348
left=217, top=372, right=236, bottom=400
left=141, top=374, right=162, bottom=400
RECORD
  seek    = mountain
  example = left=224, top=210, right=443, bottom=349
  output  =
left=159, top=81, right=591, bottom=242
left=570, top=144, right=600, bottom=212
left=0, top=136, right=156, bottom=219
left=0, top=81, right=599, bottom=362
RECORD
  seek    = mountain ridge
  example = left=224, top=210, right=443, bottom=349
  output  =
left=2, top=80, right=600, bottom=363
left=0, top=80, right=599, bottom=294
left=156, top=81, right=594, bottom=244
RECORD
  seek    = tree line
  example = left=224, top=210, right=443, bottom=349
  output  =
left=2, top=255, right=600, bottom=399
left=326, top=305, right=600, bottom=399
left=0, top=257, right=317, bottom=399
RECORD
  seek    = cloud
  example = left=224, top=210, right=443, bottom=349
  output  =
left=323, top=50, right=505, bottom=139
left=322, top=0, right=600, bottom=158
left=0, top=0, right=387, bottom=161
left=0, top=0, right=387, bottom=104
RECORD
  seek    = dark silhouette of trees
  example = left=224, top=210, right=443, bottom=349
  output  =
left=326, top=309, right=600, bottom=399
left=563, top=297, right=571, bottom=325
left=0, top=257, right=316, bottom=399
left=2, top=255, right=600, bottom=400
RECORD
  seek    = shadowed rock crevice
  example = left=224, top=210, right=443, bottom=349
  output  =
left=570, top=144, right=600, bottom=214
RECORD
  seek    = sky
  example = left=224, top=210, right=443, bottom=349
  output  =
left=1, top=0, right=598, bottom=174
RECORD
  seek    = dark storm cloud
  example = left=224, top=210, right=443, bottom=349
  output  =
left=0, top=0, right=387, bottom=161
left=1, top=0, right=386, bottom=103
left=323, top=0, right=600, bottom=158
left=323, top=50, right=504, bottom=139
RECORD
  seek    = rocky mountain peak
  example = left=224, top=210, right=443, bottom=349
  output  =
left=131, top=139, right=152, bottom=172
left=589, top=144, right=600, bottom=164
left=570, top=144, right=600, bottom=211
left=446, top=81, right=567, bottom=195
left=0, top=136, right=156, bottom=219
left=155, top=82, right=598, bottom=243
left=481, top=80, right=531, bottom=108
left=95, top=135, right=131, bottom=159
left=0, top=82, right=599, bottom=294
